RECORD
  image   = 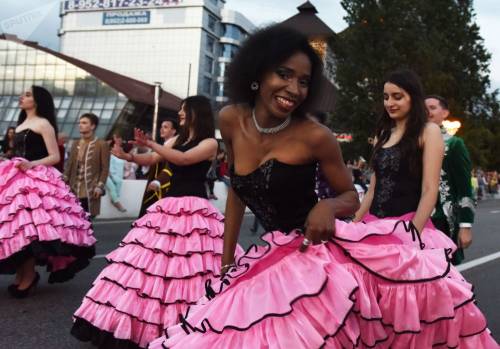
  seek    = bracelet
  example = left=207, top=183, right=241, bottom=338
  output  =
left=221, top=263, right=235, bottom=270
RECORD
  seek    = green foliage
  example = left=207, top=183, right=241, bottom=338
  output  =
left=332, top=0, right=499, bottom=168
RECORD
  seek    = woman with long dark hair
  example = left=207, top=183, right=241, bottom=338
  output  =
left=0, top=86, right=96, bottom=298
left=149, top=27, right=497, bottom=348
left=1, top=126, right=16, bottom=158
left=353, top=70, right=459, bottom=249
left=71, top=95, right=242, bottom=349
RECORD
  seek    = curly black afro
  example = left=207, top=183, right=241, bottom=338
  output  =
left=226, top=24, right=324, bottom=118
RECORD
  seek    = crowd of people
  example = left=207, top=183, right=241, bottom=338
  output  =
left=0, top=24, right=498, bottom=349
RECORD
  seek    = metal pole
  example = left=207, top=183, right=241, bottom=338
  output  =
left=152, top=81, right=162, bottom=142
left=186, top=63, right=191, bottom=97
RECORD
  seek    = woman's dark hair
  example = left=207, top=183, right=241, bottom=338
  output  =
left=17, top=85, right=58, bottom=134
left=174, top=95, right=215, bottom=146
left=3, top=126, right=15, bottom=140
left=425, top=94, right=449, bottom=110
left=372, top=69, right=427, bottom=173
left=226, top=24, right=323, bottom=118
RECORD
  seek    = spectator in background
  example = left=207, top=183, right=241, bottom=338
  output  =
left=55, top=132, right=68, bottom=172
left=426, top=95, right=474, bottom=264
left=123, top=146, right=139, bottom=180
left=64, top=113, right=110, bottom=218
left=139, top=119, right=178, bottom=216
left=106, top=132, right=127, bottom=212
left=1, top=126, right=16, bottom=159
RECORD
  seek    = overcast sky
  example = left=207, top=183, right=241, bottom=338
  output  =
left=1, top=0, right=499, bottom=91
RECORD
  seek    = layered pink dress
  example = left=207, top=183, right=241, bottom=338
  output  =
left=0, top=129, right=96, bottom=283
left=149, top=158, right=498, bottom=349
left=71, top=140, right=242, bottom=349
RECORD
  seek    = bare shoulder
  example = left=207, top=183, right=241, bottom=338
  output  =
left=219, top=104, right=248, bottom=140
left=423, top=122, right=442, bottom=140
left=36, top=118, right=55, bottom=134
left=218, top=104, right=247, bottom=127
left=301, top=118, right=337, bottom=149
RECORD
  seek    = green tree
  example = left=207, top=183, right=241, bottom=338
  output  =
left=331, top=0, right=499, bottom=165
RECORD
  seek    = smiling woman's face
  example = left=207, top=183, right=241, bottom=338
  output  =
left=256, top=51, right=311, bottom=119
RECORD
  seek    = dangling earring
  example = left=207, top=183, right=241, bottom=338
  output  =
left=250, top=81, right=259, bottom=91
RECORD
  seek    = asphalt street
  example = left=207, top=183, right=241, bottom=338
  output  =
left=0, top=200, right=499, bottom=348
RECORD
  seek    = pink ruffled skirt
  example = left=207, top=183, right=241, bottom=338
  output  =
left=149, top=216, right=498, bottom=349
left=71, top=196, right=240, bottom=349
left=0, top=158, right=96, bottom=283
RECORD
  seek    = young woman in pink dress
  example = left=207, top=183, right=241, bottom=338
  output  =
left=0, top=86, right=96, bottom=298
left=71, top=95, right=242, bottom=348
left=149, top=26, right=498, bottom=349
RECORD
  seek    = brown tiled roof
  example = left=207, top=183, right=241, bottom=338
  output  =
left=280, top=1, right=335, bottom=38
left=0, top=33, right=182, bottom=110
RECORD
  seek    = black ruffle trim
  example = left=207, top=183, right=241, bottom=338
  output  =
left=98, top=276, right=199, bottom=306
left=131, top=222, right=223, bottom=239
left=0, top=239, right=95, bottom=283
left=71, top=317, right=144, bottom=349
left=119, top=240, right=223, bottom=258
left=105, top=259, right=219, bottom=281
left=145, top=205, right=224, bottom=221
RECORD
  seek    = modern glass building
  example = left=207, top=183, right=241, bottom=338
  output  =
left=0, top=33, right=181, bottom=140
left=215, top=9, right=255, bottom=105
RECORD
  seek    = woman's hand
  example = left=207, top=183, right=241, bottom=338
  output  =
left=133, top=128, right=152, bottom=148
left=300, top=200, right=336, bottom=252
left=15, top=160, right=34, bottom=171
left=111, top=142, right=131, bottom=161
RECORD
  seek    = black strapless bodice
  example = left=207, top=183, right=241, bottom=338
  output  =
left=14, top=129, right=49, bottom=161
left=370, top=143, right=422, bottom=218
left=231, top=159, right=318, bottom=232
left=167, top=140, right=211, bottom=199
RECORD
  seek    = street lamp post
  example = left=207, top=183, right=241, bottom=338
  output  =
left=152, top=81, right=162, bottom=142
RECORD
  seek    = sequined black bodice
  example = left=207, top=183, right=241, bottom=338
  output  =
left=231, top=159, right=318, bottom=232
left=370, top=143, right=422, bottom=218
left=14, top=129, right=49, bottom=161
left=167, top=140, right=211, bottom=199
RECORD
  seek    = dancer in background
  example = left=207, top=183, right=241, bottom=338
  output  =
left=71, top=96, right=242, bottom=349
left=150, top=27, right=497, bottom=349
left=0, top=86, right=95, bottom=298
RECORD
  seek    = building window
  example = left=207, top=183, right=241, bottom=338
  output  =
left=222, top=44, right=238, bottom=59
left=208, top=14, right=217, bottom=32
left=223, top=24, right=243, bottom=41
left=202, top=77, right=212, bottom=94
left=205, top=55, right=213, bottom=74
left=206, top=35, right=215, bottom=53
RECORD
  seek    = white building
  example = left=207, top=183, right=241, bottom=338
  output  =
left=59, top=0, right=254, bottom=101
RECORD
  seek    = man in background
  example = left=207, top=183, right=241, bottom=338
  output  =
left=426, top=95, right=474, bottom=264
left=64, top=113, right=110, bottom=218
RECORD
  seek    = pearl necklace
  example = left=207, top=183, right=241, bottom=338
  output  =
left=252, top=109, right=291, bottom=134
